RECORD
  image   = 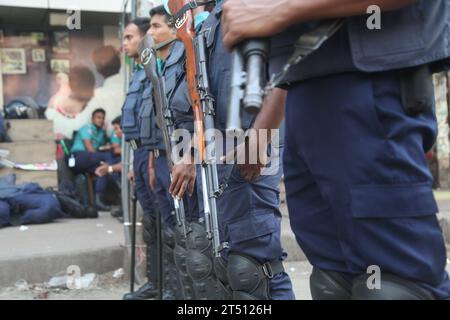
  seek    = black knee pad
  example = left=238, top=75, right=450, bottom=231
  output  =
left=214, top=257, right=232, bottom=300
left=309, top=268, right=352, bottom=300
left=174, top=223, right=188, bottom=247
left=162, top=225, right=176, bottom=251
left=142, top=214, right=156, bottom=246
left=186, top=222, right=210, bottom=253
left=185, top=222, right=222, bottom=300
left=227, top=253, right=285, bottom=300
left=352, top=273, right=435, bottom=300
left=174, top=234, right=196, bottom=300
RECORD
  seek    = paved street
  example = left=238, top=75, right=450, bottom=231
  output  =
left=0, top=190, right=449, bottom=300
left=0, top=261, right=313, bottom=300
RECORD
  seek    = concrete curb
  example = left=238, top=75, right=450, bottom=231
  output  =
left=0, top=246, right=124, bottom=287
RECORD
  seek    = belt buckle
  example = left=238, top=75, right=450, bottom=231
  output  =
left=262, top=262, right=274, bottom=279
left=154, top=149, right=160, bottom=158
left=130, top=140, right=138, bottom=150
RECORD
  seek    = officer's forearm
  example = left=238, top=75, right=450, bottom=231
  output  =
left=282, top=0, right=414, bottom=28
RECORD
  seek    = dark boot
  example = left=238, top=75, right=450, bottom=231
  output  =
left=123, top=281, right=158, bottom=300
left=123, top=214, right=158, bottom=300
left=110, top=206, right=122, bottom=218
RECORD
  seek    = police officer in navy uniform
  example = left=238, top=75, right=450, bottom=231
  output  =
left=121, top=17, right=171, bottom=300
left=165, top=1, right=296, bottom=300
left=138, top=6, right=192, bottom=299
left=222, top=0, right=450, bottom=299
left=160, top=6, right=228, bottom=300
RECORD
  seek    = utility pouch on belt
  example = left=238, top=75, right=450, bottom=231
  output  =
left=400, top=64, right=434, bottom=117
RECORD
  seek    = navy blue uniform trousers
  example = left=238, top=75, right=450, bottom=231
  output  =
left=71, top=151, right=115, bottom=194
left=196, top=154, right=295, bottom=300
left=134, top=148, right=175, bottom=226
left=153, top=154, right=176, bottom=228
left=133, top=148, right=156, bottom=218
left=283, top=70, right=450, bottom=299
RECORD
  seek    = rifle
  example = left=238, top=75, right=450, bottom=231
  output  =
left=167, top=0, right=227, bottom=257
left=139, top=35, right=188, bottom=237
left=227, top=20, right=344, bottom=134
left=227, top=40, right=270, bottom=136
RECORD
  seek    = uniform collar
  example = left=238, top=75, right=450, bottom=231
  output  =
left=89, top=123, right=101, bottom=132
left=164, top=40, right=185, bottom=68
left=195, top=12, right=210, bottom=29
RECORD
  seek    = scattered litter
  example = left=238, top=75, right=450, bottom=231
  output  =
left=106, top=230, right=113, bottom=234
left=47, top=273, right=97, bottom=290
left=47, top=276, right=68, bottom=289
left=75, top=273, right=96, bottom=289
left=96, top=224, right=104, bottom=228
left=14, top=279, right=29, bottom=291
left=113, top=268, right=124, bottom=279
left=19, top=226, right=29, bottom=232
left=289, top=267, right=296, bottom=273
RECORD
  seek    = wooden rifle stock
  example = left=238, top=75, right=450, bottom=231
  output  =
left=168, top=0, right=205, bottom=163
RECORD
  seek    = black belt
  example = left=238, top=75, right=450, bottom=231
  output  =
left=129, top=139, right=142, bottom=150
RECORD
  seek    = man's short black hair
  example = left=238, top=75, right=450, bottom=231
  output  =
left=92, top=108, right=106, bottom=118
left=127, top=17, right=151, bottom=35
left=150, top=5, right=173, bottom=27
left=112, top=116, right=121, bottom=125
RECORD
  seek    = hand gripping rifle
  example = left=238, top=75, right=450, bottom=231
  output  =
left=139, top=35, right=188, bottom=237
left=167, top=0, right=227, bottom=257
left=226, top=20, right=344, bottom=134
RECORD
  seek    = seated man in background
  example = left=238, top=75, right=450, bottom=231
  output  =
left=69, top=108, right=114, bottom=211
left=109, top=116, right=122, bottom=160
left=95, top=116, right=123, bottom=218
left=95, top=116, right=123, bottom=178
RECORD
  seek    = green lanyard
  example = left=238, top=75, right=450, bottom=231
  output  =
left=60, top=140, right=70, bottom=156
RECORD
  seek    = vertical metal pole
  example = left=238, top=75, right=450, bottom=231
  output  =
left=121, top=0, right=145, bottom=288
left=130, top=190, right=138, bottom=292
left=156, top=205, right=163, bottom=300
